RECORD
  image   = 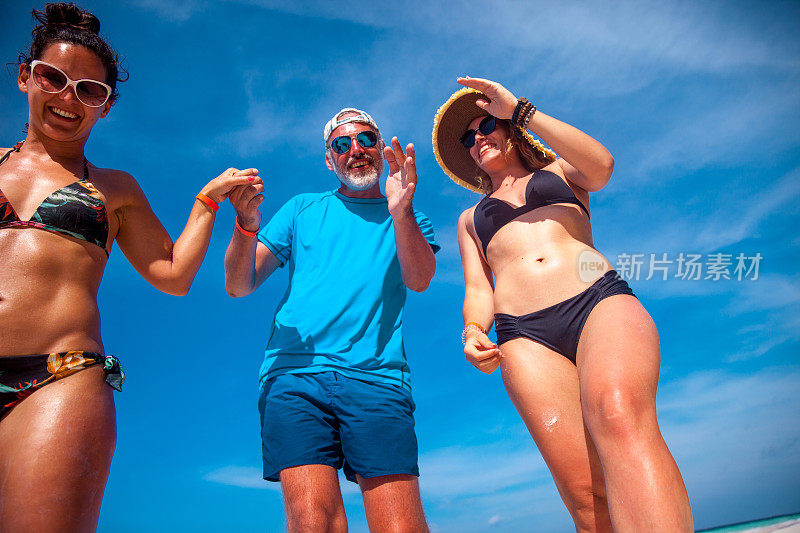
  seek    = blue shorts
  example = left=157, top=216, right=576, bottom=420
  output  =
left=258, top=371, right=419, bottom=483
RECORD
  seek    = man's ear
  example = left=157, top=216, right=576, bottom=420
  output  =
left=325, top=152, right=334, bottom=171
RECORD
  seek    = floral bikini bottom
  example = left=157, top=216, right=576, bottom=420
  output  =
left=0, top=351, right=124, bottom=419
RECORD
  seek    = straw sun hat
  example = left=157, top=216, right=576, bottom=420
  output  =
left=432, top=87, right=557, bottom=193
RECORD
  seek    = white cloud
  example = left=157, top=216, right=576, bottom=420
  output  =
left=131, top=0, right=206, bottom=22
left=487, top=514, right=504, bottom=526
left=204, top=464, right=362, bottom=496
left=203, top=465, right=279, bottom=490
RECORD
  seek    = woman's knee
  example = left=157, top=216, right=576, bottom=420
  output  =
left=581, top=383, right=656, bottom=443
left=562, top=482, right=609, bottom=531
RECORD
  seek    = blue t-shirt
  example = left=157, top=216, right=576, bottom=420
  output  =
left=257, top=190, right=439, bottom=391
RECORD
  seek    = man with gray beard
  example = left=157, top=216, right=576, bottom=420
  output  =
left=224, top=108, right=438, bottom=532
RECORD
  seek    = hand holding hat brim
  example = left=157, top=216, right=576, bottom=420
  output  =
left=456, top=76, right=518, bottom=120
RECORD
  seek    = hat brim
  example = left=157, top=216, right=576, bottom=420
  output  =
left=432, top=87, right=557, bottom=193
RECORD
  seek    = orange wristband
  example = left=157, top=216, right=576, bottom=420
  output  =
left=196, top=192, right=219, bottom=213
left=235, top=219, right=258, bottom=237
left=464, top=322, right=486, bottom=333
left=462, top=322, right=487, bottom=344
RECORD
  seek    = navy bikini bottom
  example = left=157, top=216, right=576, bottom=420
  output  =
left=494, top=270, right=636, bottom=363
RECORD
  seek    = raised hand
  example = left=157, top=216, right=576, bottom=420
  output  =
left=463, top=328, right=502, bottom=374
left=228, top=179, right=265, bottom=232
left=200, top=167, right=261, bottom=204
left=457, top=76, right=518, bottom=120
left=383, top=137, right=417, bottom=217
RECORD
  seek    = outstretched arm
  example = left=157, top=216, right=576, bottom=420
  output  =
left=457, top=76, right=614, bottom=191
left=458, top=209, right=500, bottom=374
left=115, top=168, right=261, bottom=296
left=384, top=137, right=436, bottom=292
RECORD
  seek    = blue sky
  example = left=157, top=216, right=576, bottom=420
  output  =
left=3, top=1, right=799, bottom=531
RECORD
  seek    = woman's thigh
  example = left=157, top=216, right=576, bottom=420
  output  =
left=500, top=338, right=606, bottom=505
left=576, top=295, right=661, bottom=436
left=0, top=365, right=116, bottom=533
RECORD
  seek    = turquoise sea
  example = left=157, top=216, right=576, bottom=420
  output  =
left=698, top=513, right=800, bottom=533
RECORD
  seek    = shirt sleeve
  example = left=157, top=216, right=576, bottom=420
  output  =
left=257, top=197, right=298, bottom=266
left=413, top=210, right=441, bottom=254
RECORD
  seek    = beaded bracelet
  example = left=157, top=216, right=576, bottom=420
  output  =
left=522, top=105, right=537, bottom=129
left=512, top=98, right=529, bottom=126
left=196, top=192, right=219, bottom=213
left=235, top=219, right=258, bottom=237
left=461, top=322, right=486, bottom=345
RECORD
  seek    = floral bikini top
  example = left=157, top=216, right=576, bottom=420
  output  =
left=0, top=142, right=110, bottom=255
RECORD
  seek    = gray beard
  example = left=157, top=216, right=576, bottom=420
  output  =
left=339, top=169, right=380, bottom=191
left=337, top=157, right=383, bottom=191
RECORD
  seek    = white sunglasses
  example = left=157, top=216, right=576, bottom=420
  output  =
left=29, top=60, right=112, bottom=108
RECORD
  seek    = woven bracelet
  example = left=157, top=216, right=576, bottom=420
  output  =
left=512, top=98, right=529, bottom=126
left=522, top=105, right=537, bottom=129
left=518, top=101, right=533, bottom=128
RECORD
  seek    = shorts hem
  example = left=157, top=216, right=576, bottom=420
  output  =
left=264, top=460, right=342, bottom=482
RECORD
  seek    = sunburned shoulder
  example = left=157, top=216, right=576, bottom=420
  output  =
left=84, top=164, right=143, bottom=202
left=86, top=164, right=136, bottom=187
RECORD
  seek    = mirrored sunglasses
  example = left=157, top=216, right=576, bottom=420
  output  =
left=29, top=60, right=112, bottom=108
left=330, top=131, right=378, bottom=154
left=460, top=116, right=497, bottom=148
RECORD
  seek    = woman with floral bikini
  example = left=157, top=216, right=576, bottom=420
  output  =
left=0, top=3, right=263, bottom=530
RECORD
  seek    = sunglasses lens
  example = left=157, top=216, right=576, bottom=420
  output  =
left=331, top=136, right=352, bottom=154
left=479, top=116, right=496, bottom=135
left=32, top=63, right=67, bottom=92
left=460, top=130, right=477, bottom=148
left=76, top=81, right=110, bottom=107
left=356, top=131, right=377, bottom=148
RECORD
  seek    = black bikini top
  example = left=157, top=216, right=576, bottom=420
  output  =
left=473, top=169, right=589, bottom=257
left=0, top=143, right=110, bottom=255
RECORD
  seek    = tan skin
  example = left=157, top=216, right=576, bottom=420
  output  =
left=457, top=77, right=693, bottom=532
left=0, top=42, right=260, bottom=532
left=224, top=119, right=432, bottom=532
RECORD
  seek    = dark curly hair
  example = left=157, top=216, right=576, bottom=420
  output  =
left=18, top=2, right=127, bottom=101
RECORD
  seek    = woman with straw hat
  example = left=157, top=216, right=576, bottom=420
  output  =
left=433, top=76, right=692, bottom=532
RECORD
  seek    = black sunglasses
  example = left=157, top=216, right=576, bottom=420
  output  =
left=330, top=131, right=379, bottom=154
left=460, top=116, right=497, bottom=148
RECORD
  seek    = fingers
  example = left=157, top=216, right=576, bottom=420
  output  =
left=247, top=193, right=265, bottom=212
left=230, top=183, right=264, bottom=210
left=383, top=145, right=400, bottom=174
left=457, top=76, right=494, bottom=92
left=233, top=167, right=259, bottom=177
left=390, top=137, right=406, bottom=165
left=475, top=356, right=501, bottom=374
left=403, top=155, right=417, bottom=185
left=465, top=335, right=500, bottom=362
left=238, top=183, right=264, bottom=205
left=465, top=341, right=502, bottom=375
